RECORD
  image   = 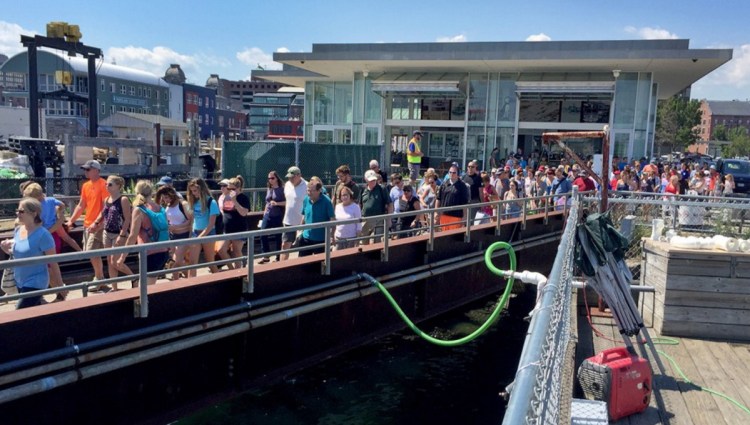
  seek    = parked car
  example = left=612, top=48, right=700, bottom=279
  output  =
left=716, top=158, right=750, bottom=194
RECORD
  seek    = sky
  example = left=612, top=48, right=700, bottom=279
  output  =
left=2, top=0, right=750, bottom=101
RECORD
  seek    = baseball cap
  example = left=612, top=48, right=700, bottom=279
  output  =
left=285, top=166, right=301, bottom=178
left=413, top=130, right=423, bottom=136
left=364, top=170, right=378, bottom=182
left=703, top=170, right=710, bottom=175
left=156, top=176, right=173, bottom=186
left=710, top=164, right=716, bottom=170
left=81, top=159, right=101, bottom=170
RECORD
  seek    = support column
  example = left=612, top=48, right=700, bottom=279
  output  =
left=87, top=54, right=98, bottom=137
left=28, top=44, right=39, bottom=138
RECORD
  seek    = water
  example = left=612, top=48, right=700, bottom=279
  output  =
left=176, top=292, right=532, bottom=425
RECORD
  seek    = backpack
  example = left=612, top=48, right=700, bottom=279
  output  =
left=138, top=205, right=170, bottom=242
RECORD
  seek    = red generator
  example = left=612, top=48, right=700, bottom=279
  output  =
left=578, top=346, right=652, bottom=421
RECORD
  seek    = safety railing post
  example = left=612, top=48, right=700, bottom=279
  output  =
left=381, top=217, right=389, bottom=262
left=324, top=227, right=332, bottom=275
left=427, top=211, right=435, bottom=252
left=464, top=206, right=471, bottom=243
left=544, top=195, right=550, bottom=225
left=45, top=168, right=54, bottom=197
left=522, top=199, right=527, bottom=230
left=495, top=202, right=502, bottom=235
left=135, top=249, right=148, bottom=318
left=245, top=235, right=254, bottom=294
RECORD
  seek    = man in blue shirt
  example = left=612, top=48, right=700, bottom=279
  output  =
left=298, top=181, right=335, bottom=257
left=553, top=167, right=573, bottom=209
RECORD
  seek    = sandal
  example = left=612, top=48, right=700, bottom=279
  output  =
left=52, top=293, right=66, bottom=303
left=258, top=258, right=270, bottom=264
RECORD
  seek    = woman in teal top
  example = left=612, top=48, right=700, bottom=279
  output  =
left=186, top=178, right=220, bottom=275
left=1, top=198, right=62, bottom=309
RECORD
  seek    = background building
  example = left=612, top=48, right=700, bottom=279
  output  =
left=255, top=39, right=731, bottom=170
left=698, top=100, right=750, bottom=141
left=0, top=50, right=171, bottom=140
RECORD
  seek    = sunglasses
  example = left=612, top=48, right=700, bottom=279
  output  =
left=227, top=187, right=237, bottom=190
left=448, top=171, right=457, bottom=174
left=268, top=177, right=276, bottom=180
left=107, top=182, right=117, bottom=187
left=16, top=209, right=25, bottom=214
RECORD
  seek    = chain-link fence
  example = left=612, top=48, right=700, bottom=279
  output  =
left=581, top=192, right=750, bottom=283
left=502, top=192, right=579, bottom=425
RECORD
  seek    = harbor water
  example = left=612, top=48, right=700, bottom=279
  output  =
left=176, top=291, right=533, bottom=425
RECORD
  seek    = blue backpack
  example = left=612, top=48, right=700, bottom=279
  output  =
left=138, top=205, right=170, bottom=242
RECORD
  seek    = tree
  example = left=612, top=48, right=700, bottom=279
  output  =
left=712, top=123, right=729, bottom=141
left=655, top=97, right=702, bottom=155
left=720, top=127, right=750, bottom=158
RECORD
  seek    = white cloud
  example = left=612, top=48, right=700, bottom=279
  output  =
left=236, top=47, right=283, bottom=72
left=526, top=33, right=551, bottom=42
left=624, top=26, right=678, bottom=40
left=104, top=45, right=231, bottom=83
left=0, top=21, right=38, bottom=57
left=436, top=34, right=467, bottom=43
left=276, top=47, right=290, bottom=53
left=693, top=44, right=750, bottom=100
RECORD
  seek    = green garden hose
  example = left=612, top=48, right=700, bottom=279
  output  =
left=646, top=338, right=750, bottom=416
left=364, top=241, right=516, bottom=347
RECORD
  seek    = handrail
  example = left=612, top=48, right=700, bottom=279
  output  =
left=502, top=187, right=580, bottom=425
left=0, top=191, right=570, bottom=316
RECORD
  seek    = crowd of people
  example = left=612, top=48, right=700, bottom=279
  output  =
left=8, top=150, right=725, bottom=310
left=607, top=155, right=735, bottom=197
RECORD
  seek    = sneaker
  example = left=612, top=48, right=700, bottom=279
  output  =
left=258, top=258, right=270, bottom=264
left=89, top=278, right=109, bottom=293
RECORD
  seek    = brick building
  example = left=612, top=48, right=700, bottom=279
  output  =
left=698, top=100, right=750, bottom=141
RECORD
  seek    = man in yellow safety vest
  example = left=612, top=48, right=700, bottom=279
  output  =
left=406, top=130, right=423, bottom=184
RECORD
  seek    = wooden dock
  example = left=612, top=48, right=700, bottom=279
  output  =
left=575, top=300, right=750, bottom=424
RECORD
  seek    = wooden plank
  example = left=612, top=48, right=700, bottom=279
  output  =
left=656, top=336, right=728, bottom=424
left=666, top=259, right=731, bottom=278
left=682, top=338, right=750, bottom=425
left=705, top=341, right=750, bottom=413
left=660, top=322, right=750, bottom=342
left=663, top=306, right=750, bottom=326
left=664, top=290, right=750, bottom=310
left=663, top=275, right=750, bottom=294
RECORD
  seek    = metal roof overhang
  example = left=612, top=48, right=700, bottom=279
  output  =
left=254, top=41, right=732, bottom=99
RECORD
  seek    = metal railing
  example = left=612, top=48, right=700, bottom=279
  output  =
left=581, top=191, right=750, bottom=284
left=502, top=189, right=580, bottom=425
left=0, top=192, right=570, bottom=316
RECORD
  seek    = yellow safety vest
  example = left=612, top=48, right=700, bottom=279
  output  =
left=407, top=137, right=422, bottom=164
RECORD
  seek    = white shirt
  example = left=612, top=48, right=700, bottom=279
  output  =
left=283, top=179, right=308, bottom=226
left=166, top=203, right=188, bottom=226
left=334, top=202, right=362, bottom=239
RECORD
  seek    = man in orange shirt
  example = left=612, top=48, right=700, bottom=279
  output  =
left=66, top=160, right=108, bottom=285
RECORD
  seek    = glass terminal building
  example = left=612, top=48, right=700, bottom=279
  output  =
left=255, top=39, right=731, bottom=169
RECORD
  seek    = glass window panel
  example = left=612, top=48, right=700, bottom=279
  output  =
left=333, top=81, right=353, bottom=125
left=314, top=82, right=334, bottom=125
left=469, top=75, right=489, bottom=122
left=315, top=129, right=333, bottom=144
left=365, top=126, right=379, bottom=146
left=614, top=73, right=638, bottom=129
left=634, top=73, right=652, bottom=130
left=519, top=100, right=561, bottom=122
left=364, top=79, right=382, bottom=123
